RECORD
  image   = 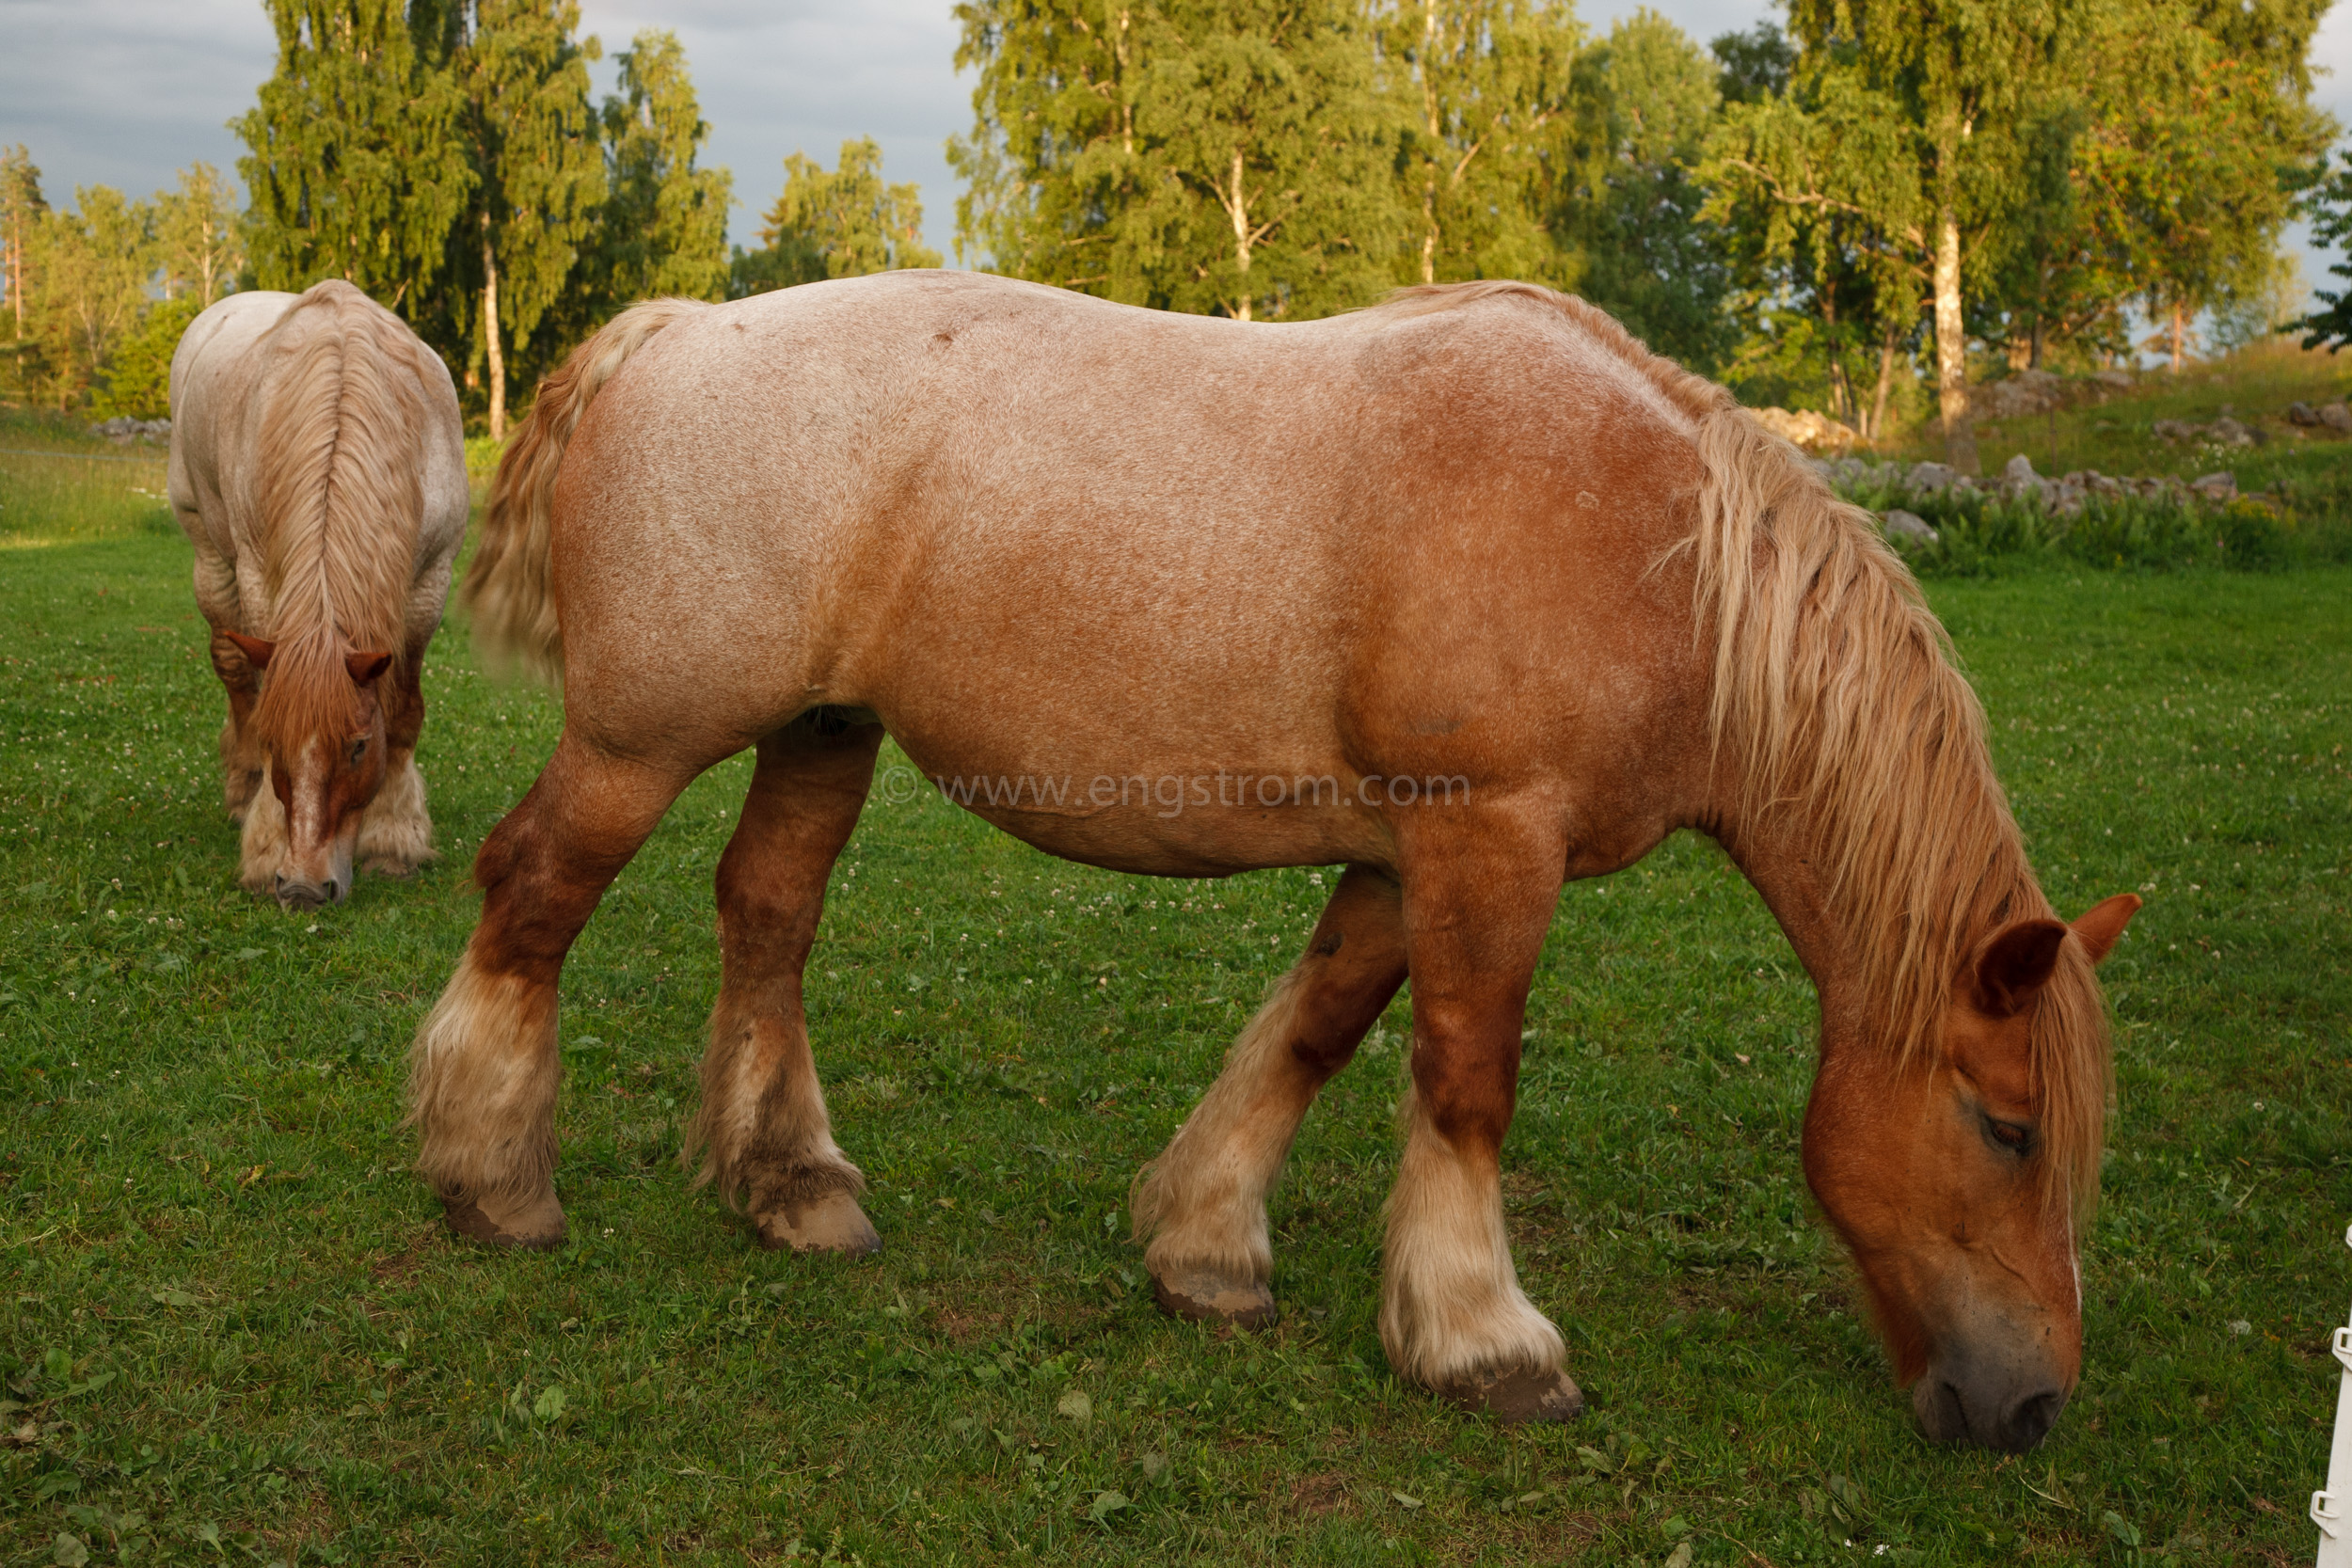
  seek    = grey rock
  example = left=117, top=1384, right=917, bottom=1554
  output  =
left=88, top=415, right=170, bottom=444
left=2321, top=403, right=2352, bottom=433
left=2188, top=471, right=2237, bottom=503
left=1905, top=460, right=1963, bottom=495
left=1998, top=452, right=2052, bottom=506
left=2286, top=401, right=2319, bottom=426
left=2090, top=368, right=2135, bottom=390
left=2152, top=419, right=2200, bottom=443
left=2206, top=416, right=2254, bottom=448
left=1883, top=509, right=1938, bottom=545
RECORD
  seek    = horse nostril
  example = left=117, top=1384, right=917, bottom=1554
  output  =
left=1913, top=1376, right=1970, bottom=1442
left=1998, top=1387, right=2066, bottom=1452
left=323, top=879, right=342, bottom=903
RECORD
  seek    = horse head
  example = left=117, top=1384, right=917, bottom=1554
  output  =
left=1804, top=892, right=2139, bottom=1450
left=227, top=630, right=394, bottom=909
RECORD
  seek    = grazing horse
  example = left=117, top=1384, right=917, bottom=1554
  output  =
left=412, top=272, right=2137, bottom=1449
left=169, top=279, right=468, bottom=907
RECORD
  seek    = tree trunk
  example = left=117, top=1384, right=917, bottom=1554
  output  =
left=484, top=230, right=506, bottom=441
left=1869, top=319, right=1899, bottom=444
left=1932, top=205, right=1978, bottom=475
left=1228, top=149, right=1251, bottom=324
left=1420, top=0, right=1439, bottom=286
left=2169, top=302, right=2185, bottom=372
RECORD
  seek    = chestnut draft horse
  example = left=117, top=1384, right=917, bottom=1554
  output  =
left=169, top=280, right=469, bottom=907
left=414, top=272, right=2138, bottom=1450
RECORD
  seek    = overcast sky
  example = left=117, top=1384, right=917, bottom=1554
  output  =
left=1, top=0, right=2344, bottom=305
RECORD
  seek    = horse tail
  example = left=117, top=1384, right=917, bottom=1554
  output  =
left=462, top=297, right=706, bottom=685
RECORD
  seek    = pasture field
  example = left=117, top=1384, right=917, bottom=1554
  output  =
left=0, top=467, right=2347, bottom=1565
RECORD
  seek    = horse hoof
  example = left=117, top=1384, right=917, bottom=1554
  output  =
left=757, top=1193, right=882, bottom=1255
left=1151, top=1268, right=1278, bottom=1329
left=442, top=1192, right=567, bottom=1252
left=1442, top=1366, right=1584, bottom=1423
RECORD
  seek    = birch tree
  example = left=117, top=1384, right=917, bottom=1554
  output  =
left=1378, top=0, right=1579, bottom=288
left=736, top=138, right=938, bottom=295
left=154, top=163, right=246, bottom=306
left=452, top=0, right=606, bottom=438
left=1707, top=0, right=2075, bottom=473
left=953, top=0, right=1406, bottom=319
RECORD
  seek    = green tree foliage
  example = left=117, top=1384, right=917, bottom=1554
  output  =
left=235, top=0, right=474, bottom=311
left=1706, top=0, right=2082, bottom=472
left=2062, top=8, right=2332, bottom=370
left=28, top=188, right=157, bottom=413
left=152, top=163, right=246, bottom=307
left=952, top=0, right=1407, bottom=320
left=733, top=138, right=940, bottom=298
left=92, top=295, right=202, bottom=420
left=1379, top=0, right=1579, bottom=289
left=449, top=0, right=608, bottom=437
left=2, top=146, right=48, bottom=348
left=2299, top=148, right=2352, bottom=352
left=597, top=31, right=733, bottom=304
left=1554, top=11, right=1735, bottom=370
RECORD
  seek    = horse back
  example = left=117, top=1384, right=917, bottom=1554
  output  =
left=550, top=274, right=1722, bottom=868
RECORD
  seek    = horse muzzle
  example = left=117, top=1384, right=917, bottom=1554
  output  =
left=1912, top=1342, right=2070, bottom=1451
left=274, top=872, right=346, bottom=910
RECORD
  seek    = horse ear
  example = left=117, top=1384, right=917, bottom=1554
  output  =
left=2070, top=893, right=2141, bottom=965
left=1974, top=919, right=2069, bottom=1017
left=345, top=651, right=393, bottom=688
left=225, top=630, right=276, bottom=671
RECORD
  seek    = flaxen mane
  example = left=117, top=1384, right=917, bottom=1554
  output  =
left=249, top=280, right=429, bottom=750
left=1385, top=282, right=2109, bottom=1214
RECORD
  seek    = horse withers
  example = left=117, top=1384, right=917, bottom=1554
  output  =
left=415, top=272, right=2137, bottom=1449
left=168, top=279, right=468, bottom=908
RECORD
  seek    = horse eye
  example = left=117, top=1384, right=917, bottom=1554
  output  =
left=349, top=738, right=368, bottom=765
left=1983, top=1115, right=2034, bottom=1155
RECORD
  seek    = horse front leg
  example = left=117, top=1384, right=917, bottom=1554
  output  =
left=205, top=625, right=265, bottom=821
left=688, top=715, right=884, bottom=1253
left=358, top=636, right=436, bottom=878
left=407, top=735, right=691, bottom=1247
left=1133, top=866, right=1408, bottom=1326
left=1382, top=822, right=1581, bottom=1422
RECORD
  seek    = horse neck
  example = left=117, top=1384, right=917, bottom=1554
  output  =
left=1711, top=725, right=2044, bottom=1069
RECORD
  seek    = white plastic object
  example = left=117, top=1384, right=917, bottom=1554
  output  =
left=2313, top=1225, right=2352, bottom=1565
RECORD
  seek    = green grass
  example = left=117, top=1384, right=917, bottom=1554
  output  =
left=0, top=469, right=2347, bottom=1563
left=0, top=411, right=177, bottom=546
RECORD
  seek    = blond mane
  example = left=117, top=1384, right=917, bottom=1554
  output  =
left=1376, top=281, right=2108, bottom=1213
left=1684, top=408, right=2108, bottom=1213
left=247, top=280, right=429, bottom=751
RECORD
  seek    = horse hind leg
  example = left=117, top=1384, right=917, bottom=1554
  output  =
left=688, top=715, right=885, bottom=1254
left=408, top=735, right=691, bottom=1248
left=1131, top=865, right=1408, bottom=1327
